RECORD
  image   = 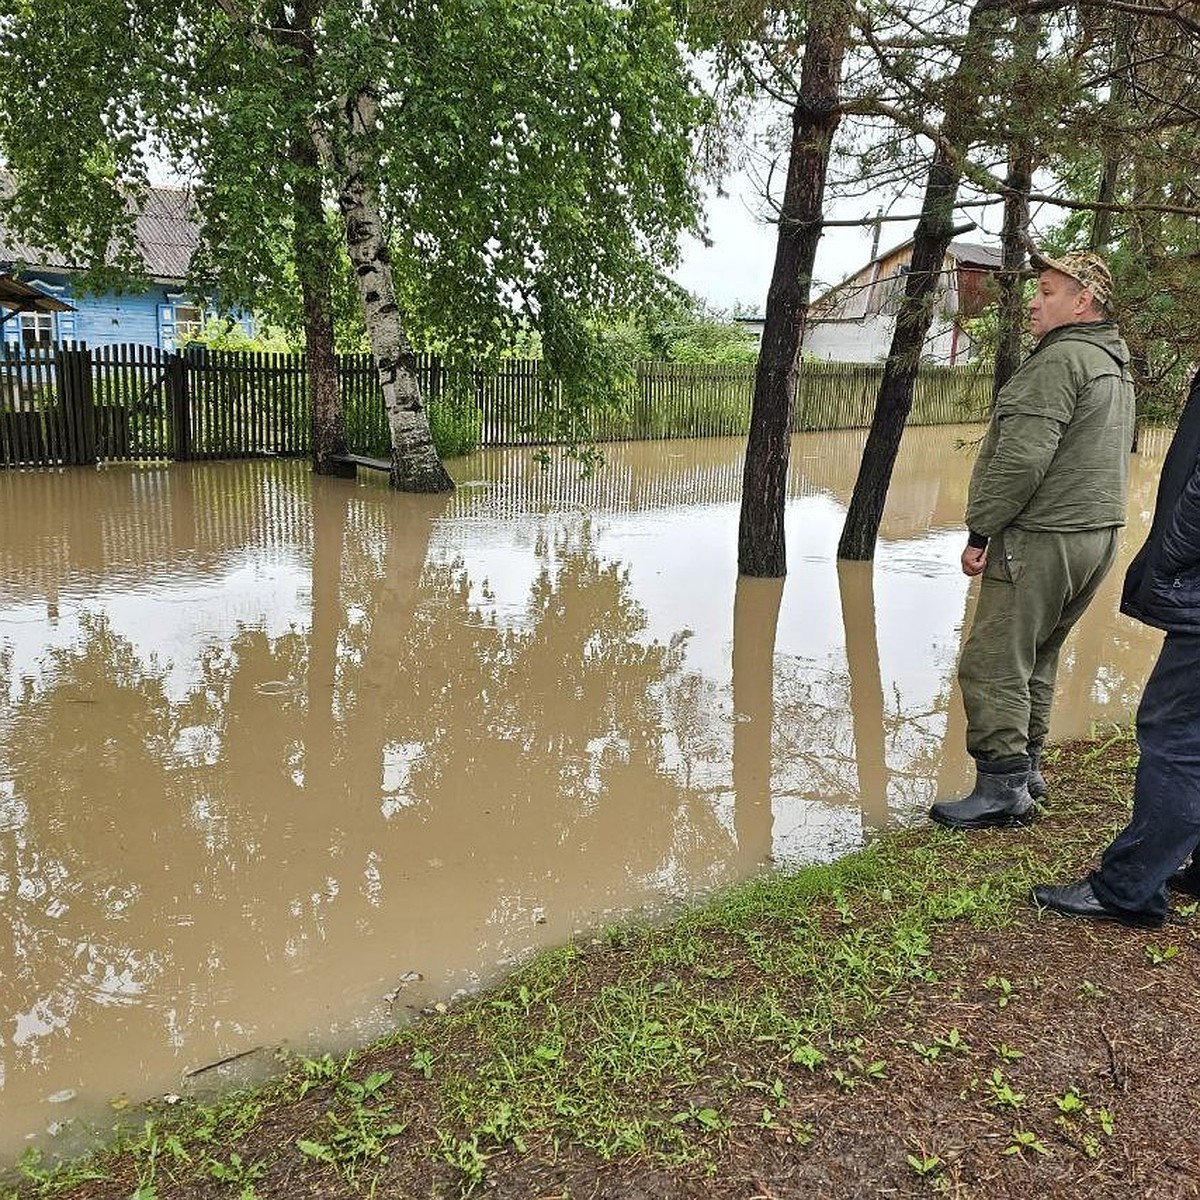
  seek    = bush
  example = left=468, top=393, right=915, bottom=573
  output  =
left=429, top=391, right=483, bottom=458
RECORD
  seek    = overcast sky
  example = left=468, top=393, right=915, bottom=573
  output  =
left=672, top=166, right=1016, bottom=317
left=671, top=172, right=906, bottom=316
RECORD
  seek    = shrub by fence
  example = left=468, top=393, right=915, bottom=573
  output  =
left=0, top=342, right=993, bottom=469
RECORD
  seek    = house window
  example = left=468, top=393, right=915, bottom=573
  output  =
left=19, top=311, right=54, bottom=346
left=173, top=304, right=205, bottom=343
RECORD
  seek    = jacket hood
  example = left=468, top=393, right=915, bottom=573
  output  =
left=1035, top=320, right=1130, bottom=369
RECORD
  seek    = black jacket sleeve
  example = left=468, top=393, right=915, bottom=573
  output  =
left=1160, top=453, right=1200, bottom=575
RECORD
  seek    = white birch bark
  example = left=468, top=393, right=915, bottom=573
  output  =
left=337, top=91, right=454, bottom=492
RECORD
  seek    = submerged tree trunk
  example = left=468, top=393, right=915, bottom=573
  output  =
left=291, top=132, right=352, bottom=476
left=837, top=0, right=1006, bottom=561
left=337, top=91, right=454, bottom=493
left=835, top=159, right=962, bottom=560
left=738, top=1, right=849, bottom=577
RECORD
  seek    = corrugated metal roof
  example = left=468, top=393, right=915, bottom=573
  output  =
left=950, top=239, right=1004, bottom=269
left=0, top=171, right=199, bottom=282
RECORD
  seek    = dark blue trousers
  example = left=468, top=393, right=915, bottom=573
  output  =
left=1091, top=633, right=1200, bottom=919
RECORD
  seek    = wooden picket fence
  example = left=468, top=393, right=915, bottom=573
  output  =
left=0, top=342, right=993, bottom=468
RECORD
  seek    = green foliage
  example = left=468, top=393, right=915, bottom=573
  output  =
left=1145, top=943, right=1179, bottom=966
left=429, top=388, right=484, bottom=459
left=905, top=1149, right=942, bottom=1177
left=184, top=317, right=298, bottom=354
left=1004, top=1128, right=1049, bottom=1157
left=0, top=0, right=711, bottom=460
left=611, top=297, right=761, bottom=365
left=294, top=1069, right=405, bottom=1184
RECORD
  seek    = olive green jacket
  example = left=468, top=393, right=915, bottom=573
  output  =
left=966, top=321, right=1135, bottom=539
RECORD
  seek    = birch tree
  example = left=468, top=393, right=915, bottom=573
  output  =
left=0, top=0, right=706, bottom=490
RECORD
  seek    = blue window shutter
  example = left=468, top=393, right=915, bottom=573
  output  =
left=57, top=311, right=76, bottom=343
left=158, top=303, right=177, bottom=351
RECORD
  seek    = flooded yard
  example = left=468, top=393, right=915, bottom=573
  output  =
left=0, top=424, right=1171, bottom=1163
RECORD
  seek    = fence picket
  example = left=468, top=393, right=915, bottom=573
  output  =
left=0, top=342, right=996, bottom=469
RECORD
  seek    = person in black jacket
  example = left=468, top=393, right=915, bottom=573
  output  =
left=1032, top=368, right=1200, bottom=928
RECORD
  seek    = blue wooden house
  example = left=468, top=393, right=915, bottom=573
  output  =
left=0, top=176, right=253, bottom=351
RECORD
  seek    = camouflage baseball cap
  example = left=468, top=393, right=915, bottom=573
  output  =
left=1028, top=248, right=1113, bottom=305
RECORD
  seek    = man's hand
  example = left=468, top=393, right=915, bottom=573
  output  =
left=961, top=543, right=987, bottom=577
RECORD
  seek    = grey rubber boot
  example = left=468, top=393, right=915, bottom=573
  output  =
left=1027, top=739, right=1047, bottom=802
left=929, top=758, right=1034, bottom=830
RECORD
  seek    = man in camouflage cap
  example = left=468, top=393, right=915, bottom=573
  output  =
left=930, top=246, right=1135, bottom=829
left=1027, top=248, right=1114, bottom=306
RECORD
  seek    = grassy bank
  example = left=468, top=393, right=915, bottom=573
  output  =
left=8, top=726, right=1199, bottom=1199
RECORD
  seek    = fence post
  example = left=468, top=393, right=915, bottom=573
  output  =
left=428, top=354, right=441, bottom=403
left=168, top=351, right=192, bottom=460
left=54, top=346, right=96, bottom=464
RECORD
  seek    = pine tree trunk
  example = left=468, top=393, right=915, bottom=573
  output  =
left=993, top=149, right=1032, bottom=399
left=338, top=92, right=454, bottom=493
left=837, top=0, right=1004, bottom=562
left=1091, top=12, right=1132, bottom=252
left=836, top=151, right=960, bottom=560
left=737, top=4, right=848, bottom=577
left=993, top=13, right=1036, bottom=400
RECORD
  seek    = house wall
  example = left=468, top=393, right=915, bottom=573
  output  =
left=2, top=271, right=252, bottom=350
left=803, top=315, right=895, bottom=362
left=803, top=312, right=971, bottom=365
left=806, top=246, right=995, bottom=366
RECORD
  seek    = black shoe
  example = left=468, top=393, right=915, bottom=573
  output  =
left=1168, top=870, right=1200, bottom=899
left=1030, top=879, right=1163, bottom=929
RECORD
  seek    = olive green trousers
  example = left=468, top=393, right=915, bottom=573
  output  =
left=958, top=525, right=1120, bottom=763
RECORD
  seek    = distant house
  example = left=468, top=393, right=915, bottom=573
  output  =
left=803, top=239, right=1004, bottom=366
left=0, top=174, right=252, bottom=351
left=732, top=315, right=766, bottom=346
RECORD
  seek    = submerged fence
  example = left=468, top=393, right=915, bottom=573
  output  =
left=0, top=342, right=993, bottom=468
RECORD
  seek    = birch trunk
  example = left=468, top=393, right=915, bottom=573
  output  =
left=338, top=91, right=454, bottom=493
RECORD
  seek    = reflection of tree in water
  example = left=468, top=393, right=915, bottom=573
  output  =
left=0, top=613, right=180, bottom=1060
left=0, top=508, right=731, bottom=1100
left=769, top=645, right=951, bottom=832
left=338, top=518, right=729, bottom=903
left=0, top=613, right=333, bottom=1069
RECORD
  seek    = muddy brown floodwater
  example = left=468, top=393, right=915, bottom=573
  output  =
left=0, top=424, right=1171, bottom=1164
